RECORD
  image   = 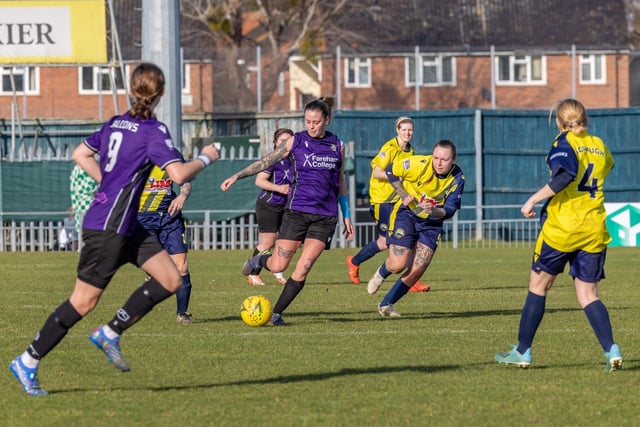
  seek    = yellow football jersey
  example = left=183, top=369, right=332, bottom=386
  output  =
left=540, top=131, right=614, bottom=252
left=139, top=166, right=174, bottom=213
left=390, top=155, right=464, bottom=220
left=368, top=138, right=414, bottom=204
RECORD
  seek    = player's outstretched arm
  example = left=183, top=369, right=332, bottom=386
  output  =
left=166, top=144, right=219, bottom=185
left=220, top=137, right=291, bottom=192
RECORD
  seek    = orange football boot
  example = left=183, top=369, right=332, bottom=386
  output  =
left=345, top=255, right=360, bottom=285
left=409, top=280, right=431, bottom=292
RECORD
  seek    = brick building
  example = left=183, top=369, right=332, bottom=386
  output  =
left=0, top=0, right=632, bottom=120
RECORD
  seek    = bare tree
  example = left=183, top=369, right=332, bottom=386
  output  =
left=625, top=0, right=640, bottom=48
left=180, top=0, right=381, bottom=112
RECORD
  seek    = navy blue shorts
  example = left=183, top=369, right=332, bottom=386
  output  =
left=77, top=228, right=164, bottom=289
left=532, top=239, right=607, bottom=283
left=387, top=207, right=441, bottom=251
left=369, top=203, right=394, bottom=238
left=137, top=212, right=188, bottom=255
left=255, top=197, right=285, bottom=233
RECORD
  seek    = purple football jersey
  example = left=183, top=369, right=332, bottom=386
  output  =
left=287, top=130, right=343, bottom=216
left=257, top=156, right=292, bottom=207
left=82, top=112, right=182, bottom=236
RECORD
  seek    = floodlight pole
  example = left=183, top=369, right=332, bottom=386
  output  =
left=141, top=0, right=182, bottom=150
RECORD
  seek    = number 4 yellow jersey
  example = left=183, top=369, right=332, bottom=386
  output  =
left=541, top=131, right=614, bottom=253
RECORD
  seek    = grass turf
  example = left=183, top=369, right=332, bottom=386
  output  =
left=1, top=246, right=639, bottom=426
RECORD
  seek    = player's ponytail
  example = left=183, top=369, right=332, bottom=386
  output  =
left=305, top=96, right=335, bottom=119
left=129, top=63, right=165, bottom=120
left=553, top=98, right=588, bottom=136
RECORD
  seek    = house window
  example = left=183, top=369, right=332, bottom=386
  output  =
left=1, top=66, right=39, bottom=94
left=277, top=71, right=285, bottom=96
left=496, top=55, right=546, bottom=85
left=345, top=57, right=371, bottom=87
left=182, top=63, right=191, bottom=94
left=79, top=66, right=126, bottom=94
left=406, top=55, right=455, bottom=86
left=579, top=54, right=605, bottom=84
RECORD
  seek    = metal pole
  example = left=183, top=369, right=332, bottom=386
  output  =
left=10, top=87, right=15, bottom=162
left=474, top=109, right=483, bottom=241
left=414, top=46, right=420, bottom=110
left=142, top=0, right=182, bottom=149
left=571, top=44, right=576, bottom=98
left=348, top=141, right=356, bottom=248
left=108, top=0, right=130, bottom=109
left=336, top=46, right=341, bottom=110
left=108, top=67, right=119, bottom=115
left=490, top=45, right=496, bottom=109
left=98, top=68, right=103, bottom=121
left=256, top=46, right=262, bottom=112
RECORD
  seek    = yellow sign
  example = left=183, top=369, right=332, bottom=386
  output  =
left=0, top=0, right=106, bottom=64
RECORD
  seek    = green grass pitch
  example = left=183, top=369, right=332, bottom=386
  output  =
left=1, top=247, right=639, bottom=426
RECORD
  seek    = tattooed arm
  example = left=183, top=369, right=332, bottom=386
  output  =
left=220, top=137, right=292, bottom=192
left=386, top=167, right=444, bottom=218
left=167, top=181, right=192, bottom=216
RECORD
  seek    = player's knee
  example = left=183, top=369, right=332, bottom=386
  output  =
left=153, top=273, right=182, bottom=293
left=144, top=278, right=176, bottom=302
left=176, top=260, right=189, bottom=276
left=376, top=236, right=388, bottom=250
left=386, top=259, right=406, bottom=274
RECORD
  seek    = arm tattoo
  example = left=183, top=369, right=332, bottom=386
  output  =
left=391, top=180, right=426, bottom=215
left=390, top=180, right=410, bottom=201
left=179, top=182, right=192, bottom=199
left=236, top=145, right=288, bottom=180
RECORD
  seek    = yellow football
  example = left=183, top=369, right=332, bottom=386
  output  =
left=240, top=295, right=272, bottom=327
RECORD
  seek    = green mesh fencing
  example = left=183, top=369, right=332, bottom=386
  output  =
left=0, top=160, right=259, bottom=221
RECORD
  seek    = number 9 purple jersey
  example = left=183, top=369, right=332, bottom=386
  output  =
left=82, top=113, right=183, bottom=237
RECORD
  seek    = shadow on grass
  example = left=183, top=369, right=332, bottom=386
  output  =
left=46, top=362, right=484, bottom=395
left=40, top=358, right=639, bottom=395
left=194, top=306, right=602, bottom=324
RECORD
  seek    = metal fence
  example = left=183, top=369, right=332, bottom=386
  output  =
left=0, top=205, right=540, bottom=252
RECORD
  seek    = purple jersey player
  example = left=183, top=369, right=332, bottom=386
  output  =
left=9, top=63, right=219, bottom=396
left=247, top=128, right=294, bottom=287
left=221, top=97, right=354, bottom=326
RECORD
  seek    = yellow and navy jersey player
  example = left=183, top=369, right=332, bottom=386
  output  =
left=138, top=164, right=195, bottom=324
left=388, top=153, right=464, bottom=224
left=368, top=119, right=415, bottom=206
left=494, top=98, right=622, bottom=371
left=139, top=166, right=176, bottom=213
left=538, top=126, right=614, bottom=253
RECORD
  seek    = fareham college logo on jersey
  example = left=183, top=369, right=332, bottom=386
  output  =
left=280, top=164, right=291, bottom=182
left=303, top=152, right=338, bottom=170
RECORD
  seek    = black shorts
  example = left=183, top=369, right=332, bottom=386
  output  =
left=277, top=209, right=337, bottom=245
left=77, top=228, right=164, bottom=289
left=255, top=197, right=285, bottom=233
